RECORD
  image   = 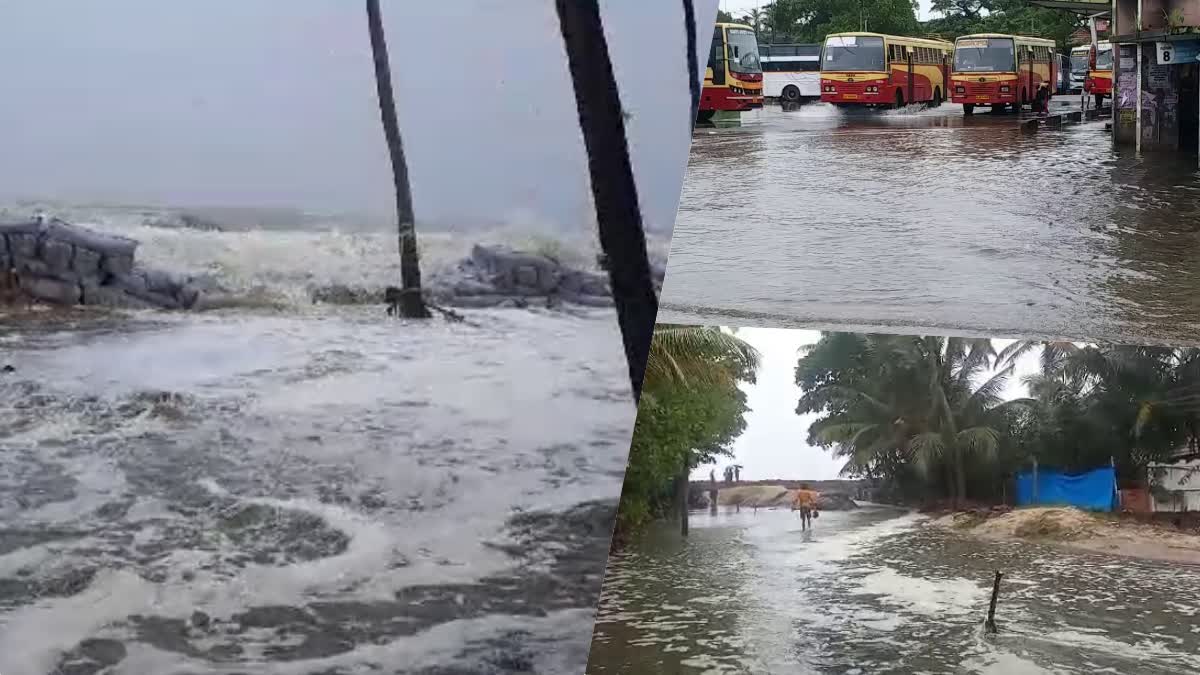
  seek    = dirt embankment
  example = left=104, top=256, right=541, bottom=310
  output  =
left=710, top=485, right=858, bottom=510
left=935, top=506, right=1200, bottom=565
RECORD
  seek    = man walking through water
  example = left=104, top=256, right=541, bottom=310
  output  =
left=792, top=483, right=820, bottom=531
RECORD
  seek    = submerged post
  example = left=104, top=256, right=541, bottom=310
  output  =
left=985, top=570, right=1002, bottom=634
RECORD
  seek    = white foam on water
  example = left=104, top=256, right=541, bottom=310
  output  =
left=960, top=648, right=1069, bottom=675
left=1, top=293, right=632, bottom=673
left=850, top=567, right=988, bottom=619
left=111, top=607, right=598, bottom=675
left=0, top=569, right=158, bottom=675
left=6, top=204, right=671, bottom=308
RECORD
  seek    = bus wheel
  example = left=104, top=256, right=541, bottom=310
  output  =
left=963, top=103, right=975, bottom=116
left=1095, top=93, right=1105, bottom=109
left=894, top=91, right=905, bottom=110
left=932, top=88, right=942, bottom=107
left=782, top=85, right=801, bottom=103
left=695, top=109, right=715, bottom=124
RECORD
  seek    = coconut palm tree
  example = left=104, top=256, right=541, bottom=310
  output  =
left=644, top=324, right=760, bottom=393
left=554, top=0, right=659, bottom=401
left=365, top=0, right=430, bottom=319
left=804, top=335, right=1021, bottom=506
left=683, top=0, right=702, bottom=128
left=641, top=324, right=760, bottom=536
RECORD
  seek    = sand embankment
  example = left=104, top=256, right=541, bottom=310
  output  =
left=712, top=485, right=857, bottom=510
left=935, top=506, right=1200, bottom=565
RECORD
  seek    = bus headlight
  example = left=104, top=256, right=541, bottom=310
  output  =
left=865, top=86, right=878, bottom=93
left=1000, top=85, right=1010, bottom=93
left=955, top=86, right=965, bottom=94
left=823, top=85, right=835, bottom=93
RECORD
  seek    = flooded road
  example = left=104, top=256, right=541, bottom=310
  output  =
left=0, top=205, right=638, bottom=675
left=586, top=505, right=1200, bottom=675
left=659, top=102, right=1200, bottom=346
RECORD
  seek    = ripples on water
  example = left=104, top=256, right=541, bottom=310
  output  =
left=588, top=506, right=1200, bottom=675
left=0, top=206, right=639, bottom=674
left=660, top=102, right=1200, bottom=345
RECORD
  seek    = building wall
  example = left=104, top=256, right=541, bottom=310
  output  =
left=1115, top=44, right=1139, bottom=145
left=1140, top=51, right=1183, bottom=149
left=1148, top=459, right=1200, bottom=512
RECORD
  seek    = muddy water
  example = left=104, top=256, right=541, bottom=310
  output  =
left=586, top=506, right=1200, bottom=675
left=0, top=205, right=641, bottom=675
left=659, top=102, right=1200, bottom=346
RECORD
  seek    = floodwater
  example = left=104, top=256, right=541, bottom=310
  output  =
left=659, top=100, right=1200, bottom=346
left=587, top=505, right=1200, bottom=674
left=0, top=205, right=643, bottom=675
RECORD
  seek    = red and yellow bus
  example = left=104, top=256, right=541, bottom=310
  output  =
left=1085, top=40, right=1113, bottom=108
left=819, top=33, right=953, bottom=109
left=696, top=22, right=763, bottom=123
left=950, top=34, right=1058, bottom=114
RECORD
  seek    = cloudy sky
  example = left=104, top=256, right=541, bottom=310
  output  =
left=0, top=0, right=716, bottom=231
left=691, top=328, right=1041, bottom=482
left=721, top=0, right=937, bottom=25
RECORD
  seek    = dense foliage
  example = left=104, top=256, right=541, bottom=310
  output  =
left=614, top=326, right=760, bottom=540
left=721, top=0, right=919, bottom=43
left=924, top=0, right=1082, bottom=48
left=720, top=0, right=1083, bottom=49
left=797, top=334, right=1200, bottom=505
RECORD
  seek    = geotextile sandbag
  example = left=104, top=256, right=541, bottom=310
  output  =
left=37, top=236, right=74, bottom=275
left=42, top=219, right=138, bottom=259
left=21, top=276, right=81, bottom=305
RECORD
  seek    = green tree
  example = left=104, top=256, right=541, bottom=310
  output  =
left=760, top=0, right=920, bottom=43
left=798, top=334, right=1022, bottom=506
left=615, top=326, right=760, bottom=543
left=924, top=0, right=1083, bottom=48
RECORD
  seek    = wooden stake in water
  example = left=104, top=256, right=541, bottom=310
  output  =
left=986, top=571, right=1003, bottom=634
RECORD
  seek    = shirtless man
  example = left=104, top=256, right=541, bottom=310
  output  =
left=792, top=483, right=820, bottom=531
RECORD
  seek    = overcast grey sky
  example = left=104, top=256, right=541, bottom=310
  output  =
left=0, top=0, right=716, bottom=231
left=720, top=0, right=937, bottom=25
left=691, top=328, right=1040, bottom=482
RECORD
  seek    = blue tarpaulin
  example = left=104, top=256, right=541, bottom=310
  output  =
left=1014, top=465, right=1118, bottom=512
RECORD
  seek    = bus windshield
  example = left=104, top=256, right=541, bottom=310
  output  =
left=726, top=28, right=761, bottom=74
left=1096, top=47, right=1113, bottom=70
left=1070, top=53, right=1089, bottom=74
left=954, top=38, right=1015, bottom=72
left=821, top=36, right=885, bottom=72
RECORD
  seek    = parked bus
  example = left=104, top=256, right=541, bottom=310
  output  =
left=1070, top=44, right=1089, bottom=93
left=760, top=43, right=821, bottom=103
left=1086, top=41, right=1113, bottom=108
left=819, top=33, right=953, bottom=109
left=697, top=22, right=763, bottom=123
left=950, top=34, right=1058, bottom=115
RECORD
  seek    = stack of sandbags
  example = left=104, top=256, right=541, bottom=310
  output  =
left=0, top=218, right=201, bottom=310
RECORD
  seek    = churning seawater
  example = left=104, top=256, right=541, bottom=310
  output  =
left=0, top=205, right=647, bottom=675
left=659, top=101, right=1200, bottom=346
left=587, top=505, right=1200, bottom=675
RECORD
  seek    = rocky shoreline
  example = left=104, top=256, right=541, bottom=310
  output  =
left=2, top=217, right=665, bottom=313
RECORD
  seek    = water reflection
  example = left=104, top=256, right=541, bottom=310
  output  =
left=587, top=506, right=1200, bottom=674
left=662, top=103, right=1200, bottom=345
